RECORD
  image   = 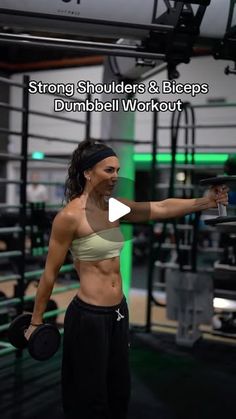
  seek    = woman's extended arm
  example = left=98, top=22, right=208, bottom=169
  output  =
left=119, top=186, right=228, bottom=223
left=30, top=210, right=77, bottom=325
left=149, top=194, right=224, bottom=220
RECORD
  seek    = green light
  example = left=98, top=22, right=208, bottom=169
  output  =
left=194, top=154, right=228, bottom=163
left=134, top=153, right=153, bottom=162
left=120, top=225, right=133, bottom=299
left=134, top=153, right=229, bottom=164
left=115, top=112, right=135, bottom=301
left=32, top=151, right=45, bottom=160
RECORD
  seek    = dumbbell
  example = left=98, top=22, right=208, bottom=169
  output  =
left=200, top=175, right=236, bottom=225
left=8, top=313, right=61, bottom=361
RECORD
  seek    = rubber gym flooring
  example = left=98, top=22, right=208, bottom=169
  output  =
left=1, top=330, right=236, bottom=419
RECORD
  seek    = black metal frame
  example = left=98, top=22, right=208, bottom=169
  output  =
left=0, top=1, right=211, bottom=72
left=0, top=74, right=92, bottom=357
left=16, top=75, right=30, bottom=322
left=145, top=100, right=236, bottom=334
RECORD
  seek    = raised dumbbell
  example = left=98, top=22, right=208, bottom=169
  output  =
left=8, top=313, right=61, bottom=361
left=200, top=175, right=236, bottom=225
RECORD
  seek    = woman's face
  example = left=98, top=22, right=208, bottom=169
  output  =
left=88, top=156, right=120, bottom=196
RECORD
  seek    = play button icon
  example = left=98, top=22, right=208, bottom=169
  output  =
left=84, top=176, right=151, bottom=242
left=108, top=198, right=131, bottom=222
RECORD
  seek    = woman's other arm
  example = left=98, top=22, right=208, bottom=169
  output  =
left=30, top=210, right=77, bottom=325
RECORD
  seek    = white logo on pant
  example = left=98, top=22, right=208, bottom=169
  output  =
left=115, top=308, right=124, bottom=321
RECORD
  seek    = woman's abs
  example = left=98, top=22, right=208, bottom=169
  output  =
left=75, top=257, right=123, bottom=306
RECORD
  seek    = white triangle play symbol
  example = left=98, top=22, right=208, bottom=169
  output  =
left=108, top=198, right=131, bottom=222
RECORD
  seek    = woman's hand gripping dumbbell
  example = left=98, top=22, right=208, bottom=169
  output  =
left=8, top=313, right=61, bottom=361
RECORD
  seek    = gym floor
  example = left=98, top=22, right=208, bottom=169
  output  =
left=1, top=268, right=236, bottom=419
left=1, top=330, right=236, bottom=419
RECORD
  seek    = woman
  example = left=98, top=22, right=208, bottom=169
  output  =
left=25, top=139, right=228, bottom=419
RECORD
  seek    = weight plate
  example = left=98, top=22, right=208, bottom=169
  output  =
left=8, top=314, right=31, bottom=349
left=28, top=324, right=61, bottom=361
left=200, top=176, right=236, bottom=186
left=204, top=216, right=236, bottom=225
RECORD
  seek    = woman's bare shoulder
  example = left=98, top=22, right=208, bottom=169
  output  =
left=53, top=198, right=83, bottom=229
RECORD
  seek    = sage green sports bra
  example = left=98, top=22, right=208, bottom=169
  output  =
left=70, top=227, right=124, bottom=261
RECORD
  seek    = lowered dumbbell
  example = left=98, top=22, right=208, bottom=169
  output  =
left=200, top=175, right=236, bottom=225
left=8, top=313, right=61, bottom=361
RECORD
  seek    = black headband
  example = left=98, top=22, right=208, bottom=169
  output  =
left=79, top=148, right=117, bottom=172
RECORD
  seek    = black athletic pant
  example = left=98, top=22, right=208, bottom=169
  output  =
left=62, top=295, right=131, bottom=419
